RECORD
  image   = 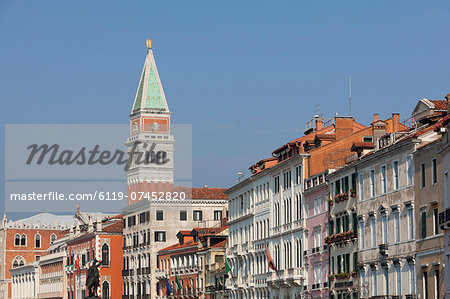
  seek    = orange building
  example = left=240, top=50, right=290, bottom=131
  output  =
left=156, top=230, right=200, bottom=298
left=65, top=216, right=123, bottom=299
left=0, top=213, right=74, bottom=298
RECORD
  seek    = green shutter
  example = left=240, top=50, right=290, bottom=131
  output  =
left=344, top=176, right=349, bottom=192
left=336, top=180, right=341, bottom=195
left=421, top=211, right=427, bottom=238
left=330, top=219, right=334, bottom=235
left=352, top=213, right=358, bottom=236
left=345, top=253, right=350, bottom=272
left=351, top=173, right=357, bottom=191
left=337, top=255, right=342, bottom=273
left=353, top=252, right=357, bottom=271
left=336, top=218, right=341, bottom=233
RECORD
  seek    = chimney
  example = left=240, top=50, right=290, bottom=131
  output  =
left=88, top=216, right=93, bottom=233
left=373, top=113, right=379, bottom=122
left=315, top=116, right=323, bottom=131
left=392, top=113, right=400, bottom=132
left=96, top=214, right=102, bottom=232
left=335, top=116, right=354, bottom=140
left=69, top=226, right=74, bottom=238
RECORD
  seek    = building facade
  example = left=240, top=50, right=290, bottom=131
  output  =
left=327, top=168, right=358, bottom=299
left=414, top=135, right=444, bottom=299
left=65, top=216, right=123, bottom=299
left=0, top=213, right=74, bottom=298
left=303, top=171, right=329, bottom=298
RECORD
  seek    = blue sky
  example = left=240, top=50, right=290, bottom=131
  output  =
left=1, top=1, right=450, bottom=216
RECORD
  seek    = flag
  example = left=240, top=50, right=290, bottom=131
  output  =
left=265, top=243, right=277, bottom=271
left=165, top=276, right=173, bottom=296
left=185, top=274, right=192, bottom=289
left=175, top=275, right=182, bottom=289
left=225, top=254, right=231, bottom=274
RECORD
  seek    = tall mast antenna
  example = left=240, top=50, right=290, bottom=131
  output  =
left=349, top=77, right=352, bottom=116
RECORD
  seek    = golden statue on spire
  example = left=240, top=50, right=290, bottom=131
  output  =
left=146, top=38, right=152, bottom=49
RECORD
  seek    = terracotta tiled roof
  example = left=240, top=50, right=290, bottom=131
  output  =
left=172, top=187, right=228, bottom=200
left=159, top=239, right=198, bottom=252
left=430, top=100, right=447, bottom=111
left=211, top=239, right=227, bottom=248
left=351, top=142, right=374, bottom=150
left=177, top=230, right=192, bottom=236
left=102, top=220, right=123, bottom=233
left=315, top=133, right=336, bottom=140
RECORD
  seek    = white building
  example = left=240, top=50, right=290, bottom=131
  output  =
left=10, top=262, right=39, bottom=299
left=226, top=154, right=307, bottom=299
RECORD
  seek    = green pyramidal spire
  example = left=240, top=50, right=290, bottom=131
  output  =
left=132, top=39, right=170, bottom=114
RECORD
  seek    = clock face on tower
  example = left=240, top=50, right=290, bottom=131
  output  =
left=152, top=121, right=160, bottom=132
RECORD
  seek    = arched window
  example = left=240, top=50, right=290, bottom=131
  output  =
left=35, top=234, right=41, bottom=248
left=102, top=281, right=110, bottom=299
left=20, top=234, right=26, bottom=246
left=12, top=256, right=25, bottom=268
left=50, top=234, right=57, bottom=243
left=14, top=234, right=20, bottom=246
left=102, top=244, right=110, bottom=266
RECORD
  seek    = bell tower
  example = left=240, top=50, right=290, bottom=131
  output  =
left=126, top=39, right=175, bottom=205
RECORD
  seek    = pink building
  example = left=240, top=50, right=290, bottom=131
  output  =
left=304, top=170, right=329, bottom=298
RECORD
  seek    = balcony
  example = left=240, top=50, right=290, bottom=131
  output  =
left=379, top=243, right=388, bottom=256
left=155, top=269, right=167, bottom=279
left=439, top=208, right=450, bottom=229
left=122, top=269, right=129, bottom=276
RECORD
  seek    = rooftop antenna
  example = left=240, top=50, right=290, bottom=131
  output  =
left=237, top=171, right=244, bottom=183
left=348, top=77, right=352, bottom=116
left=314, top=104, right=320, bottom=116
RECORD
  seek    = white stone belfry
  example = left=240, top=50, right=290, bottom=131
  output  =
left=126, top=39, right=175, bottom=195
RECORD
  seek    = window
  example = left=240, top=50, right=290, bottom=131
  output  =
left=35, top=234, right=41, bottom=248
left=329, top=219, right=334, bottom=235
left=155, top=231, right=166, bottom=242
left=359, top=174, right=364, bottom=201
left=156, top=210, right=163, bottom=221
left=435, top=269, right=440, bottom=299
left=50, top=234, right=57, bottom=243
left=274, top=176, right=280, bottom=194
left=393, top=161, right=399, bottom=190
left=381, top=213, right=387, bottom=244
left=372, top=267, right=378, bottom=296
left=102, top=281, right=110, bottom=299
left=407, top=155, right=413, bottom=185
left=335, top=180, right=341, bottom=195
left=180, top=210, right=187, bottom=221
left=394, top=210, right=400, bottom=243
left=370, top=216, right=376, bottom=247
left=353, top=252, right=357, bottom=272
left=395, top=263, right=401, bottom=295
left=409, top=262, right=416, bottom=294
left=102, top=244, right=110, bottom=266
left=423, top=271, right=428, bottom=299
left=295, top=166, right=302, bottom=185
left=363, top=136, right=373, bottom=142
left=384, top=267, right=389, bottom=295
left=432, top=159, right=437, bottom=185
left=214, top=210, right=223, bottom=221
left=381, top=165, right=387, bottom=193
left=352, top=212, right=357, bottom=236
left=14, top=234, right=20, bottom=246
left=421, top=210, right=427, bottom=239
left=35, top=255, right=40, bottom=261
left=433, top=208, right=439, bottom=235
left=370, top=169, right=375, bottom=197
left=193, top=210, right=203, bottom=221
left=421, top=163, right=426, bottom=188
left=408, top=208, right=414, bottom=240
left=359, top=220, right=365, bottom=249
left=20, top=234, right=26, bottom=246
